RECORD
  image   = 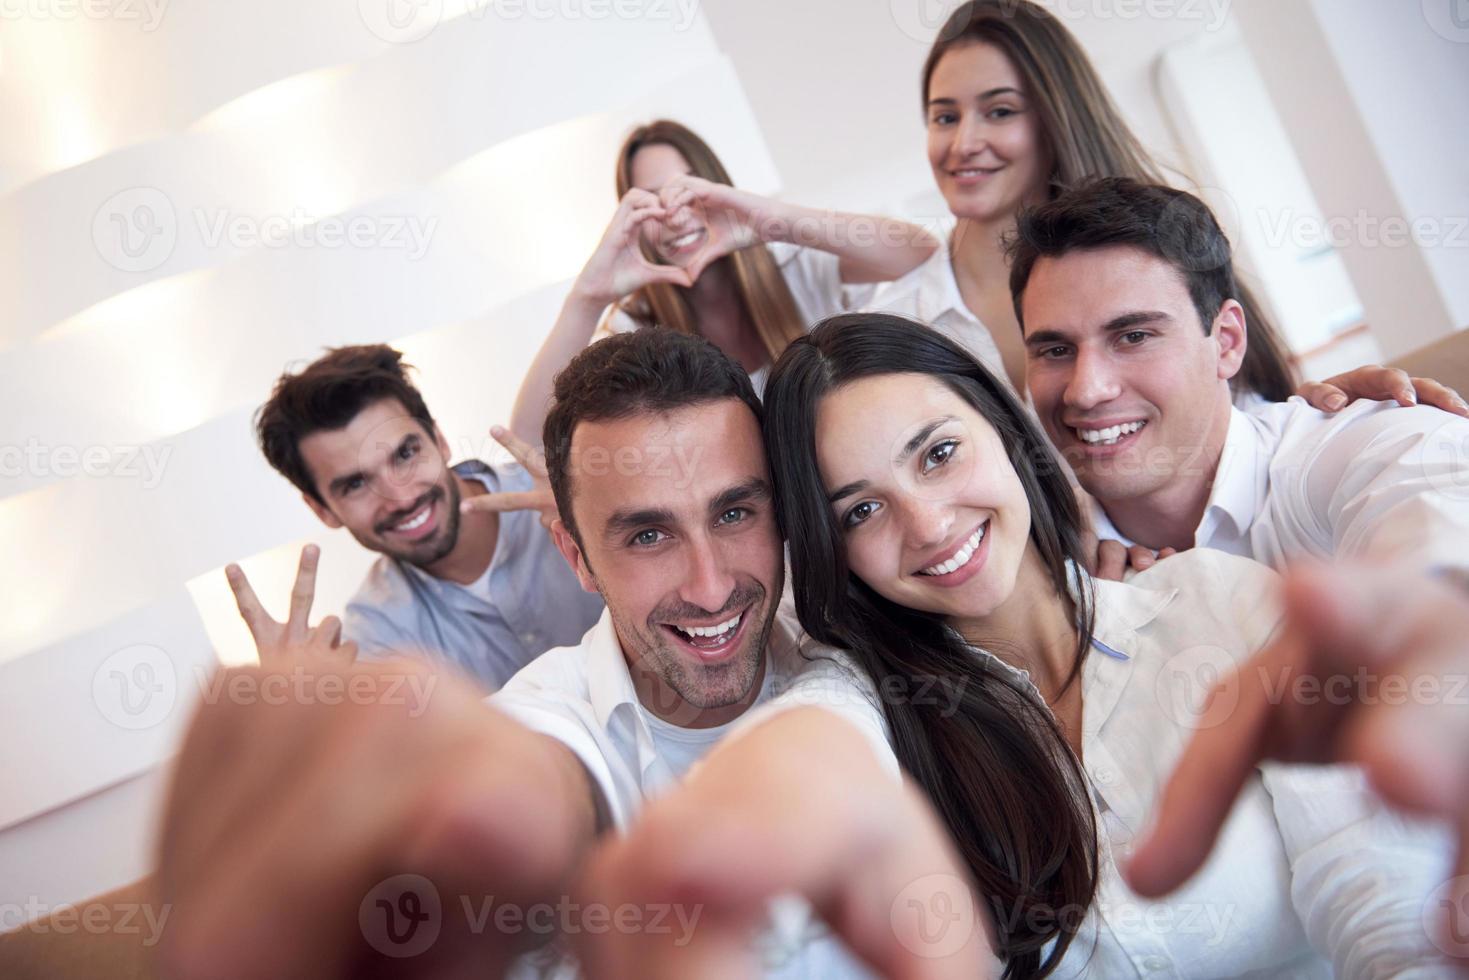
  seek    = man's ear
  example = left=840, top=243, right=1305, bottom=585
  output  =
left=551, top=518, right=598, bottom=594
left=1212, top=299, right=1248, bottom=382
left=303, top=492, right=343, bottom=529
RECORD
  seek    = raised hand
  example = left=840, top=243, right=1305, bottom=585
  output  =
left=1299, top=365, right=1469, bottom=417
left=154, top=658, right=597, bottom=979
left=657, top=174, right=772, bottom=283
left=1127, top=563, right=1469, bottom=958
left=573, top=708, right=997, bottom=979
left=459, top=426, right=559, bottom=531
left=572, top=188, right=694, bottom=307
left=225, top=544, right=357, bottom=666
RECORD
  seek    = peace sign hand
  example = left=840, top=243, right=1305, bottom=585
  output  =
left=459, top=426, right=560, bottom=531
left=224, top=544, right=359, bottom=667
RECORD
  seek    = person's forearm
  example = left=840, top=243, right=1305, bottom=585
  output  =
left=762, top=202, right=940, bottom=284
left=509, top=289, right=607, bottom=445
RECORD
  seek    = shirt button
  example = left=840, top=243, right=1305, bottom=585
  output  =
left=1093, top=766, right=1117, bottom=785
left=1143, top=955, right=1168, bottom=972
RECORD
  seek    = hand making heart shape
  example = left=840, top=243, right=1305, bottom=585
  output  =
left=653, top=174, right=766, bottom=283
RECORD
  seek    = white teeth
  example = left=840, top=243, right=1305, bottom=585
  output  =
left=673, top=611, right=742, bottom=639
left=669, top=231, right=700, bottom=248
left=1076, top=420, right=1145, bottom=445
left=919, top=524, right=987, bottom=577
left=395, top=506, right=430, bottom=531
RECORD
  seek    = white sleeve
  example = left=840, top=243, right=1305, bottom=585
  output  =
left=1298, top=403, right=1469, bottom=573
left=589, top=304, right=642, bottom=345
left=768, top=242, right=877, bottom=328
left=1261, top=763, right=1455, bottom=977
left=732, top=652, right=901, bottom=782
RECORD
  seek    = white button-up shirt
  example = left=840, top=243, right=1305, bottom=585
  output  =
left=1091, top=398, right=1469, bottom=574
left=491, top=599, right=876, bottom=978
left=743, top=549, right=1454, bottom=977
left=865, top=223, right=1010, bottom=388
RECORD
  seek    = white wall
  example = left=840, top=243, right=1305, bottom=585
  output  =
left=0, top=0, right=783, bottom=916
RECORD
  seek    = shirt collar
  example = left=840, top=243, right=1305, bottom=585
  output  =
left=914, top=223, right=974, bottom=328
left=1201, top=407, right=1270, bottom=543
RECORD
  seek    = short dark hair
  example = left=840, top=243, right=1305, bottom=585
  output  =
left=1008, top=177, right=1238, bottom=338
left=256, top=344, right=437, bottom=506
left=543, top=327, right=763, bottom=541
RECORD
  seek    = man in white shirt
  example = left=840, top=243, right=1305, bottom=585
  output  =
left=1008, top=178, right=1469, bottom=576
left=105, top=327, right=963, bottom=979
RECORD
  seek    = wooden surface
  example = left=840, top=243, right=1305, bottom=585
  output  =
left=1389, top=328, right=1469, bottom=394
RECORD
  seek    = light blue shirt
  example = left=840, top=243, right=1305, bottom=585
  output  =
left=344, top=459, right=604, bottom=689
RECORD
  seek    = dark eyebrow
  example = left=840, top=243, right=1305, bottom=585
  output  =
left=709, top=478, right=771, bottom=516
left=326, top=433, right=415, bottom=497
left=895, top=417, right=955, bottom=466
left=827, top=418, right=956, bottom=505
left=603, top=506, right=678, bottom=541
left=927, top=86, right=1021, bottom=109
left=1025, top=311, right=1172, bottom=348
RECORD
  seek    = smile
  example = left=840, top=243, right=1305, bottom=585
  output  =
left=917, top=521, right=988, bottom=577
left=1074, top=420, right=1146, bottom=446
left=395, top=506, right=431, bottom=531
left=667, top=229, right=703, bottom=250
left=660, top=606, right=750, bottom=660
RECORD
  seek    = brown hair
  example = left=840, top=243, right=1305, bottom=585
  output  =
left=764, top=313, right=1099, bottom=978
left=543, top=326, right=763, bottom=544
left=256, top=344, right=436, bottom=506
left=1009, top=178, right=1247, bottom=339
left=922, top=0, right=1296, bottom=401
left=613, top=120, right=807, bottom=364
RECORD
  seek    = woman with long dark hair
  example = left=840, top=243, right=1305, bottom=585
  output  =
left=746, top=313, right=1445, bottom=976
left=508, top=119, right=940, bottom=442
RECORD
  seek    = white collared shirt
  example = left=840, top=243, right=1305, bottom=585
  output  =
left=864, top=221, right=1011, bottom=390
left=1091, top=397, right=1469, bottom=573
left=742, top=549, right=1453, bottom=976
left=595, top=242, right=879, bottom=396
left=490, top=599, right=878, bottom=978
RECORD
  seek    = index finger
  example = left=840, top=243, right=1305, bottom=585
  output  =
left=1125, top=645, right=1272, bottom=896
left=490, top=425, right=546, bottom=477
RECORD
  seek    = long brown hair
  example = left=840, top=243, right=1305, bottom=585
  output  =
left=922, top=0, right=1297, bottom=401
left=613, top=120, right=807, bottom=364
left=764, top=313, right=1100, bottom=978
